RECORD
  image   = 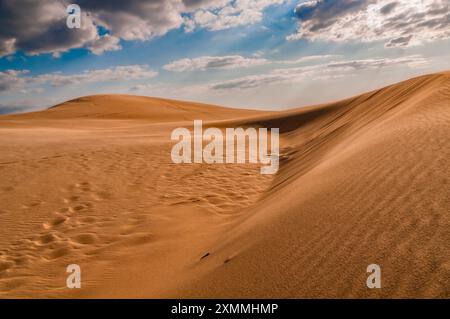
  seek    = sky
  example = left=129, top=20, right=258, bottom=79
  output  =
left=0, top=0, right=449, bottom=114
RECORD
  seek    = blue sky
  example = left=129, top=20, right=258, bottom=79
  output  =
left=0, top=0, right=449, bottom=113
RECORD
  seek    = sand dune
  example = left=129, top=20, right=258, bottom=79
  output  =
left=0, top=71, right=449, bottom=298
left=4, top=94, right=264, bottom=121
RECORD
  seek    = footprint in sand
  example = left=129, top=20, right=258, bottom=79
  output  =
left=22, top=199, right=45, bottom=209
left=44, top=210, right=74, bottom=231
left=1, top=186, right=14, bottom=192
left=72, top=233, right=97, bottom=245
left=38, top=233, right=57, bottom=245
left=76, top=182, right=91, bottom=192
left=45, top=246, right=71, bottom=260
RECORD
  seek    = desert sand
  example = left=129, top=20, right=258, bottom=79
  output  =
left=0, top=71, right=449, bottom=298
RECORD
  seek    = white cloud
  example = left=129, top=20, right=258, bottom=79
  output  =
left=0, top=65, right=158, bottom=92
left=211, top=55, right=428, bottom=90
left=184, top=0, right=286, bottom=31
left=288, top=0, right=450, bottom=47
left=278, top=54, right=342, bottom=64
left=0, top=38, right=16, bottom=56
left=0, top=69, right=29, bottom=92
left=163, top=55, right=269, bottom=72
left=88, top=35, right=122, bottom=55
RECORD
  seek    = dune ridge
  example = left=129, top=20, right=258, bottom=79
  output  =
left=0, top=71, right=449, bottom=298
left=4, top=94, right=266, bottom=121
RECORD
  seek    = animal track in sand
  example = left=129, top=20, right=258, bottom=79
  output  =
left=0, top=180, right=108, bottom=286
left=37, top=180, right=153, bottom=260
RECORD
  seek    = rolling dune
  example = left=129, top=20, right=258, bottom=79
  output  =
left=0, top=71, right=449, bottom=298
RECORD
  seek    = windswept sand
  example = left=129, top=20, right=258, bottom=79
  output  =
left=0, top=72, right=449, bottom=298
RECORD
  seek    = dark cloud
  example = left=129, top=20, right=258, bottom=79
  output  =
left=385, top=34, right=413, bottom=47
left=0, top=0, right=275, bottom=57
left=0, top=0, right=200, bottom=56
left=0, top=0, right=197, bottom=57
left=295, top=0, right=372, bottom=21
left=0, top=0, right=98, bottom=56
left=74, top=0, right=185, bottom=41
left=181, top=0, right=218, bottom=9
left=289, top=0, right=450, bottom=47
left=380, top=2, right=398, bottom=15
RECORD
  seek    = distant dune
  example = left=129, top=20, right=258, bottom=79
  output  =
left=3, top=94, right=265, bottom=122
left=0, top=71, right=449, bottom=298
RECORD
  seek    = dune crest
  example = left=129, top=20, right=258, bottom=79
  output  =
left=0, top=71, right=449, bottom=298
left=4, top=94, right=265, bottom=122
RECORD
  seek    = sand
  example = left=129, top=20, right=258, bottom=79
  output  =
left=0, top=72, right=449, bottom=298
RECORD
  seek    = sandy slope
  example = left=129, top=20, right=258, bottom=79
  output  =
left=0, top=72, right=449, bottom=298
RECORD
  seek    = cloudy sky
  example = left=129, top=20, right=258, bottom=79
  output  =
left=0, top=0, right=449, bottom=113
